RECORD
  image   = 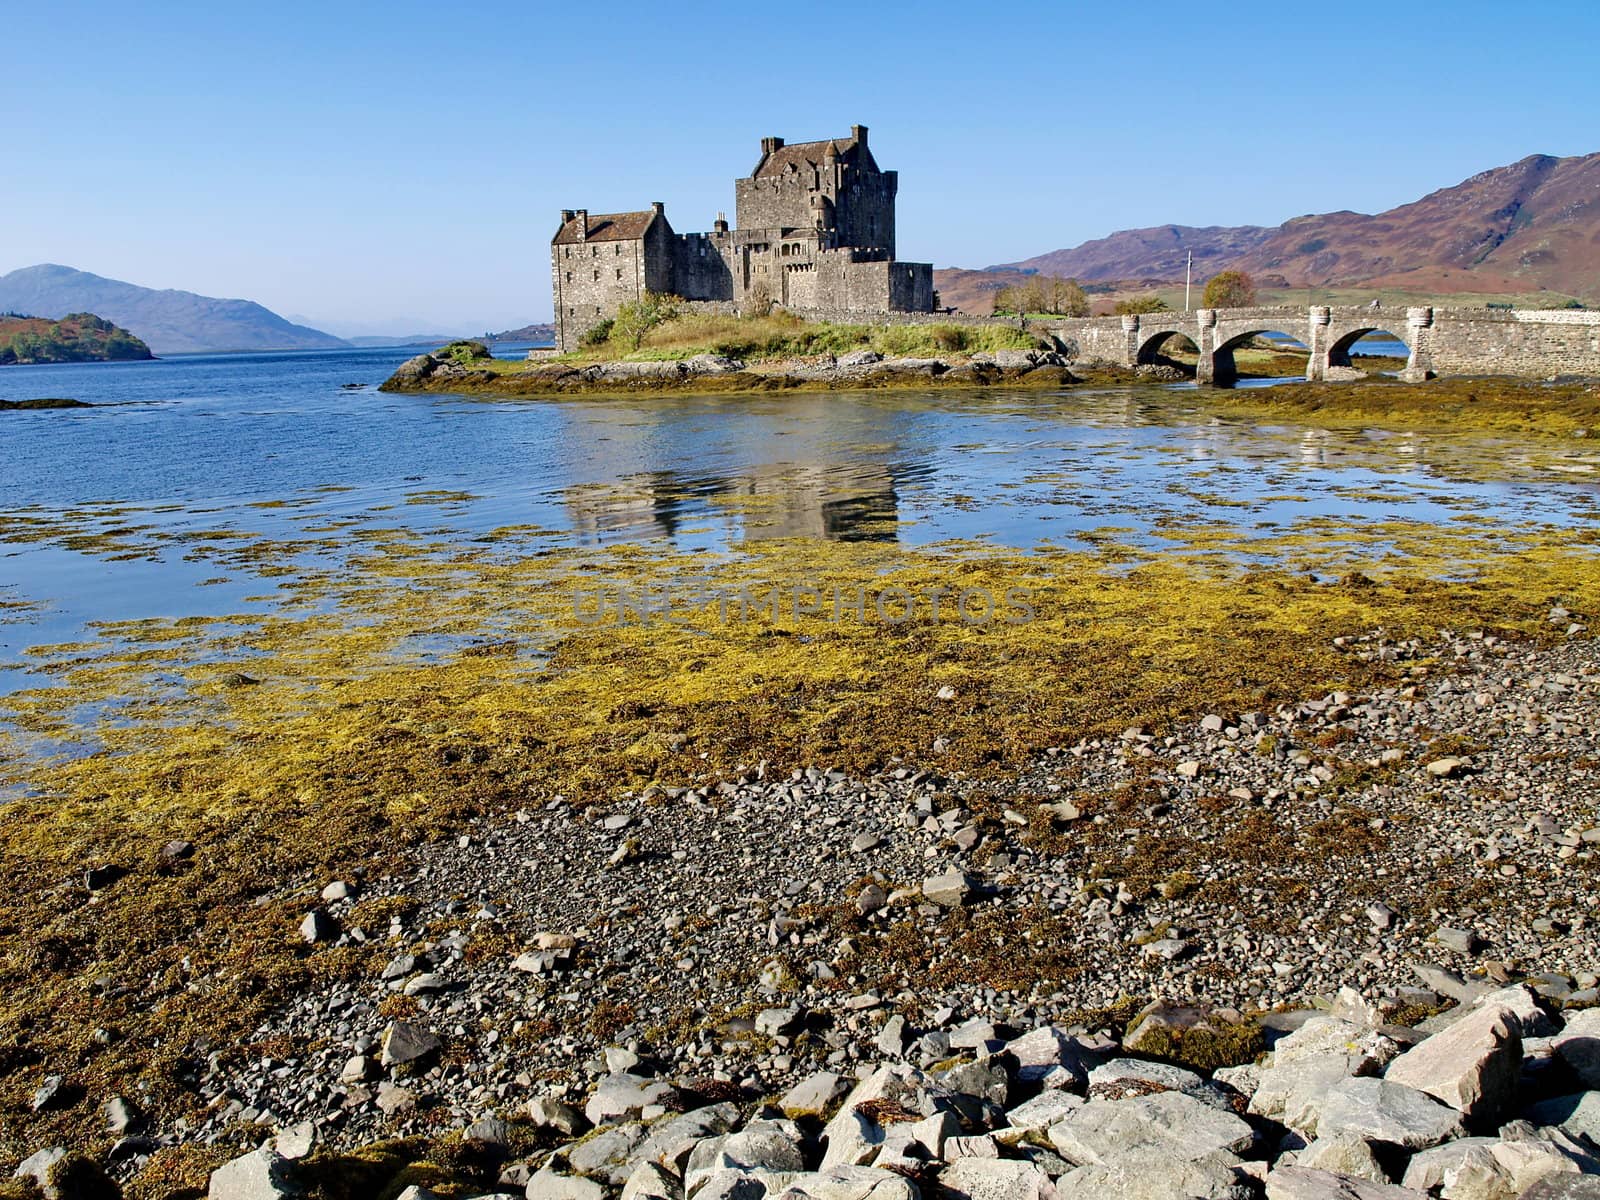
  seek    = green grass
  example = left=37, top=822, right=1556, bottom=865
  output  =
left=569, top=310, right=1036, bottom=363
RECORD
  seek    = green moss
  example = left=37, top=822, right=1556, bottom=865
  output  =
left=1123, top=1017, right=1266, bottom=1072
left=1205, top=376, right=1600, bottom=437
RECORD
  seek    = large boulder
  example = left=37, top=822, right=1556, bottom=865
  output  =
left=525, top=1166, right=608, bottom=1200
left=1383, top=995, right=1522, bottom=1120
left=685, top=1121, right=807, bottom=1195
left=567, top=1122, right=650, bottom=1185
left=621, top=1162, right=679, bottom=1200
left=1055, top=1157, right=1256, bottom=1200
left=1263, top=1166, right=1428, bottom=1199
left=1554, top=1009, right=1600, bottom=1088
left=770, top=1167, right=919, bottom=1200
left=208, top=1148, right=302, bottom=1199
left=1087, top=1057, right=1235, bottom=1112
left=1525, top=1092, right=1600, bottom=1144
left=1307, top=1077, right=1464, bottom=1150
left=820, top=1065, right=935, bottom=1169
left=1291, top=1134, right=1391, bottom=1184
left=1003, top=1024, right=1091, bottom=1091
left=1401, top=1134, right=1598, bottom=1198
left=938, top=1159, right=1054, bottom=1200
left=781, top=1072, right=851, bottom=1120
left=1047, top=1090, right=1256, bottom=1167
left=586, top=1072, right=679, bottom=1125
left=642, top=1102, right=743, bottom=1168
left=1251, top=1020, right=1407, bottom=1134
left=1000, top=1089, right=1084, bottom=1137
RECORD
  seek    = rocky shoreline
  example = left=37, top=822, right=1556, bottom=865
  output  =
left=378, top=347, right=1112, bottom=397
left=21, top=621, right=1600, bottom=1197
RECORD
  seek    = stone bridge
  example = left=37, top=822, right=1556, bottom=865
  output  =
left=1041, top=305, right=1600, bottom=385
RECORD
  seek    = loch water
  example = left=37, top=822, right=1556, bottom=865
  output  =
left=2, top=345, right=1597, bottom=689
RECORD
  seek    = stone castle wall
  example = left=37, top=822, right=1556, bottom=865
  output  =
left=552, top=128, right=932, bottom=349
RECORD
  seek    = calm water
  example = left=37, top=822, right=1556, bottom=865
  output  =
left=2, top=346, right=1597, bottom=688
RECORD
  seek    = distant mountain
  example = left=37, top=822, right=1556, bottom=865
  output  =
left=1230, top=153, right=1600, bottom=298
left=346, top=334, right=464, bottom=348
left=993, top=224, right=1275, bottom=282
left=0, top=312, right=153, bottom=364
left=0, top=265, right=349, bottom=355
left=942, top=150, right=1600, bottom=312
left=487, top=322, right=556, bottom=344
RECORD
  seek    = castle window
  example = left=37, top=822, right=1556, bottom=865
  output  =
left=615, top=244, right=622, bottom=255
left=564, top=247, right=570, bottom=259
left=593, top=269, right=600, bottom=280
left=565, top=271, right=572, bottom=282
left=615, top=268, right=622, bottom=280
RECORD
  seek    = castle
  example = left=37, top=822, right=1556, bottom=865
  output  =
left=551, top=125, right=935, bottom=351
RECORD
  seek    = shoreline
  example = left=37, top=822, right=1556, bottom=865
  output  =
left=377, top=345, right=1600, bottom=438
left=56, top=628, right=1600, bottom=1195
left=5, top=362, right=1600, bottom=1194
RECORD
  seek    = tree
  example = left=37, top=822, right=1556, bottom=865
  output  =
left=992, top=274, right=1089, bottom=317
left=612, top=292, right=680, bottom=350
left=1202, top=270, right=1256, bottom=309
left=1113, top=295, right=1171, bottom=315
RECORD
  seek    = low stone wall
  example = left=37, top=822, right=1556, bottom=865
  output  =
left=1430, top=307, right=1600, bottom=378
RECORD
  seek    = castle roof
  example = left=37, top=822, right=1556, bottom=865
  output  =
left=754, top=136, right=872, bottom=178
left=552, top=210, right=660, bottom=244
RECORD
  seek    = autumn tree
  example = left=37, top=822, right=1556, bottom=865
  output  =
left=992, top=274, right=1089, bottom=317
left=1201, top=270, right=1256, bottom=309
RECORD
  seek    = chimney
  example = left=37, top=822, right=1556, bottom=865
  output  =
left=760, top=136, right=785, bottom=156
left=851, top=124, right=867, bottom=146
left=560, top=209, right=575, bottom=224
left=575, top=209, right=588, bottom=241
left=713, top=212, right=729, bottom=234
left=651, top=201, right=665, bottom=216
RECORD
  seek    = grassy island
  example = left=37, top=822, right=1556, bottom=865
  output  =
left=0, top=312, right=153, bottom=365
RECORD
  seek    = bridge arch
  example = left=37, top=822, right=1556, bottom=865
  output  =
left=1207, top=323, right=1310, bottom=387
left=1325, top=324, right=1412, bottom=376
left=1136, top=328, right=1200, bottom=375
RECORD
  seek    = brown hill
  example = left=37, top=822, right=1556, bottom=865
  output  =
left=996, top=224, right=1275, bottom=282
left=1232, top=153, right=1600, bottom=299
left=941, top=151, right=1600, bottom=312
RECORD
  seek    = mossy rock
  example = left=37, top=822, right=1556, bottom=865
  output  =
left=1122, top=1003, right=1265, bottom=1072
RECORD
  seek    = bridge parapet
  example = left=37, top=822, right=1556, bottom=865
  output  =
left=1042, top=304, right=1599, bottom=385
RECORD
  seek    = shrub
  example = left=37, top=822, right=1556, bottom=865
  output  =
left=1201, top=270, right=1256, bottom=309
left=1114, top=295, right=1171, bottom=315
left=931, top=324, right=964, bottom=351
left=578, top=319, right=614, bottom=350
left=613, top=293, right=680, bottom=351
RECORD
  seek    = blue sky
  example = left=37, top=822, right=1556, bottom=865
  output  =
left=6, top=0, right=1596, bottom=334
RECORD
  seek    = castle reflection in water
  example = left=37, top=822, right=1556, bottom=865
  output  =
left=563, top=462, right=903, bottom=544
